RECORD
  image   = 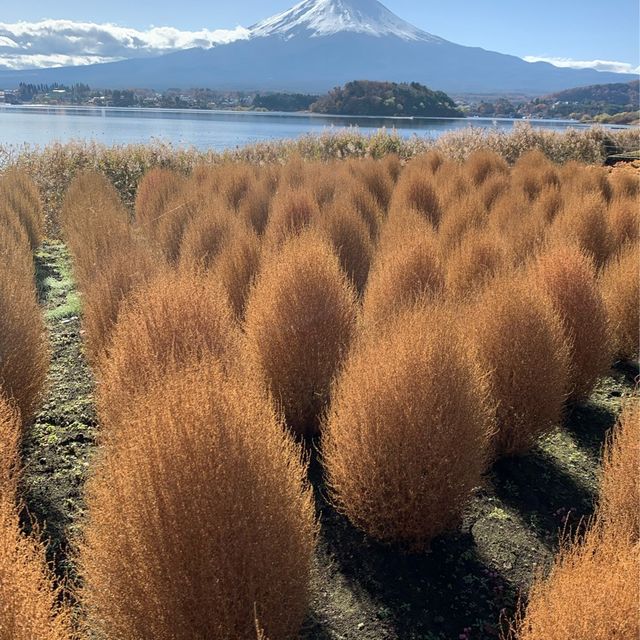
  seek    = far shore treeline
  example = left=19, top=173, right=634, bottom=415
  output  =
left=6, top=78, right=639, bottom=123
left=9, top=80, right=460, bottom=118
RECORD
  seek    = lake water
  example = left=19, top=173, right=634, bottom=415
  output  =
left=0, top=104, right=629, bottom=151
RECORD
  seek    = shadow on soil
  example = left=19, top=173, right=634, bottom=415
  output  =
left=306, top=453, right=516, bottom=640
left=491, top=451, right=594, bottom=546
left=565, top=362, right=638, bottom=457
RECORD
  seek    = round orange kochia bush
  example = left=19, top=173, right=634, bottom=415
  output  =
left=0, top=501, right=73, bottom=640
left=134, top=167, right=185, bottom=234
left=530, top=244, right=612, bottom=401
left=0, top=170, right=43, bottom=251
left=609, top=167, right=640, bottom=200
left=0, top=395, right=72, bottom=640
left=599, top=400, right=639, bottom=539
left=239, top=179, right=272, bottom=235
left=444, top=228, right=509, bottom=299
left=465, top=150, right=508, bottom=186
left=390, top=168, right=442, bottom=227
left=470, top=275, right=570, bottom=457
left=178, top=204, right=235, bottom=270
left=354, top=159, right=393, bottom=211
left=337, top=183, right=384, bottom=240
left=61, top=172, right=133, bottom=292
left=80, top=362, right=316, bottom=640
left=548, top=192, right=612, bottom=267
left=97, top=270, right=238, bottom=430
left=0, top=392, right=20, bottom=499
left=316, top=202, right=374, bottom=294
left=323, top=304, right=492, bottom=550
left=81, top=238, right=160, bottom=366
left=363, top=226, right=444, bottom=327
left=264, top=188, right=320, bottom=249
left=507, top=526, right=639, bottom=640
left=0, top=258, right=49, bottom=425
left=600, top=242, right=639, bottom=360
left=243, top=232, right=357, bottom=437
left=212, top=224, right=262, bottom=319
left=607, top=197, right=638, bottom=253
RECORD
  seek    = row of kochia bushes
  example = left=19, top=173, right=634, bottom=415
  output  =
left=0, top=153, right=637, bottom=638
left=0, top=172, right=71, bottom=638
left=4, top=123, right=639, bottom=234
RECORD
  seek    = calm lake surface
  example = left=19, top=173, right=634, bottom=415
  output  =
left=0, top=104, right=629, bottom=151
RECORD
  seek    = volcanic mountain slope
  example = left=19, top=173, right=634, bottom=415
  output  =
left=0, top=0, right=631, bottom=94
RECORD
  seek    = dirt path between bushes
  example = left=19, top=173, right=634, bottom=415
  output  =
left=21, top=240, right=637, bottom=639
left=21, top=240, right=97, bottom=583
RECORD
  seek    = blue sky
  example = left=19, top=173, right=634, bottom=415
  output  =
left=1, top=0, right=638, bottom=72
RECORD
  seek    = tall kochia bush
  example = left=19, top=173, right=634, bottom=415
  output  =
left=323, top=305, right=492, bottom=550
left=243, top=232, right=358, bottom=437
left=80, top=362, right=316, bottom=640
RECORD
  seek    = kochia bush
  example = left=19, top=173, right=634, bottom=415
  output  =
left=80, top=362, right=316, bottom=640
left=323, top=304, right=492, bottom=550
left=243, top=232, right=357, bottom=437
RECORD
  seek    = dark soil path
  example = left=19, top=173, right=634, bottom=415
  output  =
left=21, top=241, right=97, bottom=582
left=20, top=240, right=637, bottom=638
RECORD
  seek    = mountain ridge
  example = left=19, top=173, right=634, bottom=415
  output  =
left=0, top=0, right=634, bottom=95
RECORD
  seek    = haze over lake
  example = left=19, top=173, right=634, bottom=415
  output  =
left=0, top=105, right=627, bottom=151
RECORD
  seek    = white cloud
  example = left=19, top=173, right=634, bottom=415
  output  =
left=524, top=55, right=640, bottom=75
left=0, top=20, right=250, bottom=70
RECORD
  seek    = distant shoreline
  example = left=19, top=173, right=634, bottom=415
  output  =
left=3, top=103, right=633, bottom=128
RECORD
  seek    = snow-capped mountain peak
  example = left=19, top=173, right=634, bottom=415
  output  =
left=250, top=0, right=442, bottom=42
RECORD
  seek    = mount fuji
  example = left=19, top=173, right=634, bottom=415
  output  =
left=0, top=0, right=632, bottom=95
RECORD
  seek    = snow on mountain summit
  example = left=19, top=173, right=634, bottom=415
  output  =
left=250, top=0, right=442, bottom=41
